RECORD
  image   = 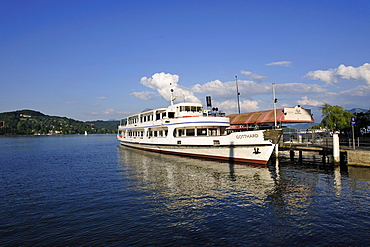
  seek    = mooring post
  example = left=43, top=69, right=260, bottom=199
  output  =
left=275, top=144, right=279, bottom=158
left=333, top=133, right=340, bottom=164
left=290, top=149, right=295, bottom=161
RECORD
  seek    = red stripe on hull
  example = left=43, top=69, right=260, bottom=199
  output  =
left=119, top=143, right=269, bottom=165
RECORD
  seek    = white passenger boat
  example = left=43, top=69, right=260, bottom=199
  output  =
left=117, top=97, right=282, bottom=165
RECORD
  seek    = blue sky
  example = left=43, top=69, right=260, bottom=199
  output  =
left=1, top=0, right=369, bottom=122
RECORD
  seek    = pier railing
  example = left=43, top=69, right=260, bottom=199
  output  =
left=279, top=129, right=370, bottom=151
left=278, top=129, right=370, bottom=166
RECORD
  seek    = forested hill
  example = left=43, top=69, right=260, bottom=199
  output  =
left=0, top=109, right=119, bottom=135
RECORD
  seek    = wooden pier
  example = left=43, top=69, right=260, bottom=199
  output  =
left=277, top=135, right=370, bottom=167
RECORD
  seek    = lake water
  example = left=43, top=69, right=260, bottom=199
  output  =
left=1, top=135, right=370, bottom=246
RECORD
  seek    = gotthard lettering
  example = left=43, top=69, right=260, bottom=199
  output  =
left=236, top=134, right=259, bottom=139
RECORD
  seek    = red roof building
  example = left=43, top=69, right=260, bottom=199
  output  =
left=228, top=105, right=314, bottom=129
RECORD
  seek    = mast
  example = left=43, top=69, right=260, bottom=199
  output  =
left=235, top=75, right=241, bottom=114
left=170, top=83, right=175, bottom=105
left=272, top=83, right=279, bottom=160
left=272, top=83, right=277, bottom=128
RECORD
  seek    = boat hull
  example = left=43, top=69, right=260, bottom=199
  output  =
left=119, top=141, right=275, bottom=165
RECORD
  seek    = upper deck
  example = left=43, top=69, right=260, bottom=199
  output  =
left=119, top=102, right=228, bottom=128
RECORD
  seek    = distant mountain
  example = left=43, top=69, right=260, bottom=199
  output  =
left=0, top=109, right=117, bottom=135
left=349, top=108, right=368, bottom=114
left=85, top=120, right=119, bottom=132
left=284, top=123, right=317, bottom=129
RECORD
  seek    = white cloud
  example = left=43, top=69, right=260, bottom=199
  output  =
left=304, top=69, right=338, bottom=84
left=133, top=72, right=331, bottom=114
left=130, top=91, right=156, bottom=100
left=277, top=83, right=327, bottom=94
left=239, top=100, right=260, bottom=112
left=338, top=85, right=370, bottom=108
left=96, top=96, right=107, bottom=100
left=240, top=70, right=267, bottom=82
left=192, top=79, right=270, bottom=99
left=192, top=79, right=228, bottom=96
left=296, top=96, right=323, bottom=106
left=241, top=70, right=252, bottom=76
left=342, top=85, right=370, bottom=97
left=326, top=85, right=370, bottom=97
left=305, top=63, right=370, bottom=85
left=140, top=72, right=201, bottom=103
left=213, top=99, right=260, bottom=114
left=266, top=61, right=292, bottom=67
left=250, top=74, right=268, bottom=81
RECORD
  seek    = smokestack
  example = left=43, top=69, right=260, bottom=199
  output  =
left=206, top=96, right=212, bottom=107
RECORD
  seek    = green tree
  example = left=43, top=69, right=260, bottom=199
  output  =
left=319, top=103, right=354, bottom=131
left=356, top=110, right=370, bottom=128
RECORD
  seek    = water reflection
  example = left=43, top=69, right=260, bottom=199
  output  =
left=117, top=146, right=275, bottom=207
left=334, top=165, right=342, bottom=196
left=117, top=146, right=321, bottom=217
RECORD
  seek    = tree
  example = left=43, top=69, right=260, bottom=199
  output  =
left=319, top=103, right=354, bottom=131
left=356, top=110, right=370, bottom=128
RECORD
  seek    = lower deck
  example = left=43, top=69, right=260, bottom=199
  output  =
left=119, top=140, right=275, bottom=165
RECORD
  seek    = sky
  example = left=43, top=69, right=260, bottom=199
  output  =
left=1, top=0, right=369, bottom=122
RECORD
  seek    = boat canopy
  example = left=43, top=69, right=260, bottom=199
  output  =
left=228, top=105, right=314, bottom=125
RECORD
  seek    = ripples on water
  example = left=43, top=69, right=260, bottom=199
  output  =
left=1, top=135, right=370, bottom=246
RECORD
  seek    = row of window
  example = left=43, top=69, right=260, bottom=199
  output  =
left=179, top=106, right=203, bottom=112
left=121, top=127, right=227, bottom=138
left=121, top=106, right=204, bottom=126
left=123, top=111, right=176, bottom=125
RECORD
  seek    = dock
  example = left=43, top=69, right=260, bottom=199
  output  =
left=277, top=134, right=370, bottom=167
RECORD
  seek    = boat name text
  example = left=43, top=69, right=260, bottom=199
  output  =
left=236, top=134, right=259, bottom=139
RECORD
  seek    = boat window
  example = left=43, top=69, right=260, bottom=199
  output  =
left=209, top=128, right=218, bottom=136
left=168, top=112, right=175, bottom=118
left=187, top=129, right=195, bottom=136
left=197, top=128, right=208, bottom=136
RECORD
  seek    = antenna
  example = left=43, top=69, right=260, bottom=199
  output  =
left=272, top=83, right=277, bottom=128
left=170, top=83, right=175, bottom=105
left=235, top=75, right=241, bottom=114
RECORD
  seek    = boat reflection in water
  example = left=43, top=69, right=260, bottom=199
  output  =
left=117, top=145, right=275, bottom=206
left=117, top=145, right=336, bottom=217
